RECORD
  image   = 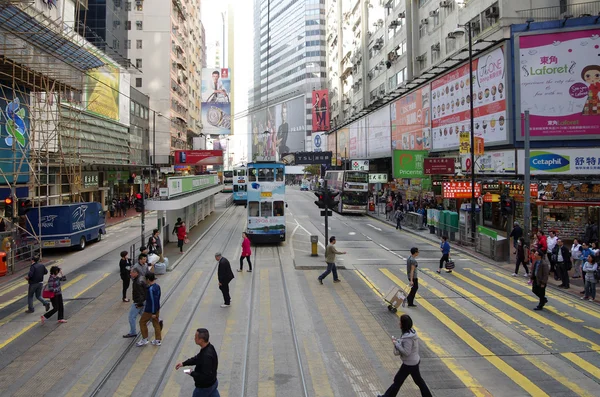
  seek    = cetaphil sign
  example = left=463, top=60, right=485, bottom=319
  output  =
left=518, top=148, right=600, bottom=175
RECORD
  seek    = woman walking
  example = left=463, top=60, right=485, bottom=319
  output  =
left=378, top=314, right=432, bottom=397
left=41, top=266, right=67, bottom=324
left=513, top=237, right=530, bottom=277
left=177, top=221, right=187, bottom=254
left=582, top=254, right=597, bottom=302
left=119, top=250, right=131, bottom=302
left=239, top=232, right=253, bottom=272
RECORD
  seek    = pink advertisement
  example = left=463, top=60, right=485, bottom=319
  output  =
left=519, top=28, right=600, bottom=139
left=391, top=85, right=431, bottom=151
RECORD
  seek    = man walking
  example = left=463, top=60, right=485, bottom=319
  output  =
left=509, top=222, right=523, bottom=253
left=530, top=250, right=549, bottom=311
left=175, top=328, right=220, bottom=396
left=554, top=239, right=571, bottom=289
left=318, top=236, right=346, bottom=284
left=216, top=253, right=234, bottom=307
left=24, top=254, right=50, bottom=313
left=546, top=231, right=558, bottom=279
left=406, top=248, right=420, bottom=307
left=123, top=267, right=146, bottom=338
left=571, top=238, right=583, bottom=278
left=437, top=236, right=451, bottom=274
left=136, top=272, right=162, bottom=346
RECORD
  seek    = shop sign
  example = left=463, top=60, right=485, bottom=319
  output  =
left=160, top=166, right=175, bottom=174
left=167, top=175, right=219, bottom=199
left=369, top=173, right=388, bottom=183
left=424, top=158, right=455, bottom=175
left=462, top=150, right=515, bottom=174
left=351, top=159, right=369, bottom=171
left=82, top=172, right=98, bottom=189
left=482, top=183, right=500, bottom=191
left=107, top=170, right=130, bottom=182
left=539, top=182, right=600, bottom=201
left=442, top=182, right=482, bottom=199
left=293, top=151, right=332, bottom=165
left=483, top=193, right=500, bottom=203
left=392, top=150, right=428, bottom=179
left=507, top=183, right=538, bottom=199
left=517, top=148, right=600, bottom=175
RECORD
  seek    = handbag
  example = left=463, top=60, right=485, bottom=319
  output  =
left=184, top=238, right=190, bottom=244
left=445, top=259, right=456, bottom=270
left=42, top=284, right=55, bottom=299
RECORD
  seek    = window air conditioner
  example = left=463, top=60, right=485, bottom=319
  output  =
left=439, top=1, right=451, bottom=7
left=415, top=55, right=425, bottom=62
left=421, top=18, right=429, bottom=25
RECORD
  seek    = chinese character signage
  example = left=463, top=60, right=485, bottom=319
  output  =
left=312, top=89, right=330, bottom=132
left=369, top=173, right=389, bottom=183
left=516, top=28, right=600, bottom=140
left=392, top=150, right=428, bottom=179
left=431, top=47, right=508, bottom=150
left=351, top=159, right=369, bottom=171
left=82, top=172, right=99, bottom=189
left=517, top=148, right=600, bottom=175
left=391, top=86, right=431, bottom=151
left=442, top=182, right=482, bottom=199
left=292, top=151, right=332, bottom=165
left=424, top=158, right=455, bottom=175
left=174, top=150, right=224, bottom=166
left=201, top=68, right=231, bottom=135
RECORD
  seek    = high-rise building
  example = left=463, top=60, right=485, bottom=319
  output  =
left=126, top=0, right=206, bottom=163
left=78, top=0, right=129, bottom=65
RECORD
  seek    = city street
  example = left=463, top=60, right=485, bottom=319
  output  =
left=0, top=189, right=598, bottom=396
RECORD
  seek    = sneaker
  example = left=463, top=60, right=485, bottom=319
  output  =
left=589, top=298, right=595, bottom=302
left=123, top=333, right=137, bottom=338
left=333, top=279, right=341, bottom=283
left=136, top=339, right=149, bottom=347
left=25, top=309, right=35, bottom=314
left=220, top=304, right=230, bottom=308
left=318, top=278, right=323, bottom=285
left=523, top=273, right=529, bottom=278
left=159, top=320, right=163, bottom=331
left=527, top=280, right=532, bottom=285
left=151, top=340, right=162, bottom=346
left=512, top=273, right=518, bottom=277
left=58, top=319, right=67, bottom=323
left=581, top=296, right=588, bottom=300
left=40, top=315, right=45, bottom=325
left=533, top=306, right=543, bottom=311
left=237, top=269, right=242, bottom=272
left=247, top=269, right=252, bottom=272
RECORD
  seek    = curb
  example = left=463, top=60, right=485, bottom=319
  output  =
left=105, top=212, right=146, bottom=228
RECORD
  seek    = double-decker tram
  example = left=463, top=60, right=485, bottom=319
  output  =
left=232, top=165, right=247, bottom=204
left=222, top=170, right=233, bottom=193
left=246, top=162, right=286, bottom=243
left=324, top=170, right=369, bottom=214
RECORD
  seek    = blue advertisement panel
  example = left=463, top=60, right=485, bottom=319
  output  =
left=246, top=163, right=285, bottom=235
left=0, top=85, right=30, bottom=183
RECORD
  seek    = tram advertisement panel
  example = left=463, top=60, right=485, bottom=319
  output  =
left=247, top=181, right=285, bottom=235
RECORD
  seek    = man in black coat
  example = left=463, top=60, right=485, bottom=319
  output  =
left=25, top=254, right=50, bottom=313
left=509, top=222, right=523, bottom=253
left=215, top=252, right=234, bottom=307
left=553, top=239, right=572, bottom=289
left=175, top=328, right=219, bottom=395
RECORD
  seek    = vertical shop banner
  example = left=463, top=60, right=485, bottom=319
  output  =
left=367, top=105, right=392, bottom=158
left=87, top=65, right=120, bottom=121
left=392, top=150, right=428, bottom=179
left=349, top=119, right=366, bottom=158
left=391, top=85, right=431, bottom=151
left=517, top=28, right=600, bottom=139
left=431, top=47, right=508, bottom=150
left=201, top=68, right=231, bottom=135
left=0, top=86, right=30, bottom=183
left=312, top=89, right=330, bottom=132
left=336, top=127, right=349, bottom=166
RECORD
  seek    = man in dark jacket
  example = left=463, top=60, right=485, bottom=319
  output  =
left=123, top=267, right=146, bottom=338
left=509, top=222, right=523, bottom=253
left=531, top=249, right=549, bottom=311
left=25, top=254, right=50, bottom=313
left=175, top=328, right=219, bottom=396
left=215, top=252, right=234, bottom=307
left=554, top=239, right=572, bottom=289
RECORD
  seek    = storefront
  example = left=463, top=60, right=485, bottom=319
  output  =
left=481, top=182, right=502, bottom=230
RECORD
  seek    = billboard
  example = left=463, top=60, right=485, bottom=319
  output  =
left=174, top=150, right=224, bottom=165
left=517, top=148, right=600, bottom=175
left=201, top=68, right=231, bottom=135
left=424, top=158, right=455, bottom=175
left=366, top=105, right=391, bottom=158
left=312, top=89, right=330, bottom=131
left=431, top=46, right=508, bottom=150
left=0, top=85, right=30, bottom=183
left=516, top=28, right=600, bottom=140
left=392, top=85, right=431, bottom=151
left=87, top=64, right=120, bottom=121
left=311, top=131, right=326, bottom=152
left=336, top=127, right=349, bottom=166
left=250, top=96, right=305, bottom=162
left=392, top=150, right=428, bottom=179
left=349, top=119, right=366, bottom=158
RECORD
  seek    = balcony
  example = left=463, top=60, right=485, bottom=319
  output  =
left=516, top=1, right=600, bottom=20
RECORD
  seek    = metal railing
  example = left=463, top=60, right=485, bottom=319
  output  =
left=516, top=1, right=600, bottom=20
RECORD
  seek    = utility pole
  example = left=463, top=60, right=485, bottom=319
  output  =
left=523, top=111, right=531, bottom=245
left=323, top=179, right=329, bottom=244
left=140, top=180, right=145, bottom=247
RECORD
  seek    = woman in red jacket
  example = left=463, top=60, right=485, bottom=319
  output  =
left=177, top=221, right=187, bottom=254
left=239, top=232, right=252, bottom=272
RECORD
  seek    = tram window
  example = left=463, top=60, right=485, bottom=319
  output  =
left=233, top=185, right=238, bottom=192
left=249, top=169, right=257, bottom=182
left=260, top=201, right=272, bottom=217
left=238, top=185, right=246, bottom=192
left=275, top=170, right=283, bottom=182
left=258, top=169, right=274, bottom=182
left=248, top=201, right=259, bottom=217
left=274, top=201, right=284, bottom=216
left=236, top=169, right=246, bottom=177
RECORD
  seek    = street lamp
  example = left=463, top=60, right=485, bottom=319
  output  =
left=452, top=22, right=477, bottom=242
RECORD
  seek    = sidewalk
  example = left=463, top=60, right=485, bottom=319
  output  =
left=105, top=207, right=144, bottom=227
left=367, top=209, right=590, bottom=301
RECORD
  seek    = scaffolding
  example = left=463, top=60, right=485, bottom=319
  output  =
left=0, top=0, right=122, bottom=271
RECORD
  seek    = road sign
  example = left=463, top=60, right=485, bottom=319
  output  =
left=320, top=210, right=332, bottom=216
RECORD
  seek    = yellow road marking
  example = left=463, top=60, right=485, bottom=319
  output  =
left=0, top=273, right=86, bottom=310
left=303, top=336, right=334, bottom=397
left=584, top=326, right=600, bottom=336
left=381, top=268, right=549, bottom=397
left=450, top=271, right=600, bottom=352
left=561, top=353, right=600, bottom=381
left=114, top=271, right=203, bottom=397
left=418, top=271, right=595, bottom=397
left=354, top=270, right=492, bottom=397
left=72, top=273, right=111, bottom=299
left=0, top=280, right=27, bottom=298
left=258, top=269, right=275, bottom=397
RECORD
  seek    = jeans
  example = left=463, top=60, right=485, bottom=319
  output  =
left=515, top=258, right=529, bottom=275
left=140, top=311, right=161, bottom=340
left=178, top=239, right=184, bottom=252
left=572, top=259, right=582, bottom=277
left=128, top=304, right=144, bottom=334
left=585, top=281, right=597, bottom=299
left=44, top=294, right=64, bottom=320
left=406, top=278, right=418, bottom=306
left=28, top=283, right=48, bottom=311
left=122, top=277, right=130, bottom=300
left=219, top=283, right=231, bottom=305
left=382, top=362, right=432, bottom=397
left=239, top=255, right=252, bottom=271
left=192, top=380, right=220, bottom=397
left=557, top=261, right=570, bottom=288
left=318, top=262, right=339, bottom=281
left=439, top=254, right=449, bottom=270
left=532, top=279, right=546, bottom=309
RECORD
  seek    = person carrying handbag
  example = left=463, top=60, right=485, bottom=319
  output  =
left=41, top=266, right=67, bottom=324
left=437, top=236, right=451, bottom=274
left=513, top=237, right=530, bottom=278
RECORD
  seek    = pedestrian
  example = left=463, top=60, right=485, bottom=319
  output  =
left=318, top=236, right=346, bottom=284
left=386, top=200, right=394, bottom=221
left=509, top=222, right=523, bottom=254
left=584, top=220, right=598, bottom=244
left=136, top=272, right=162, bottom=346
left=238, top=232, right=252, bottom=272
left=152, top=229, right=163, bottom=255
left=437, top=236, right=451, bottom=274
left=546, top=231, right=558, bottom=279
left=119, top=250, right=132, bottom=302
left=582, top=255, right=597, bottom=302
left=394, top=208, right=403, bottom=230
left=554, top=239, right=571, bottom=289
left=536, top=231, right=548, bottom=256
left=175, top=328, right=220, bottom=397
left=24, top=254, right=50, bottom=313
left=173, top=217, right=182, bottom=237
left=513, top=237, right=530, bottom=278
left=216, top=252, right=234, bottom=308
left=378, top=314, right=432, bottom=397
left=406, top=248, right=419, bottom=307
left=580, top=242, right=593, bottom=295
left=123, top=267, right=146, bottom=338
left=571, top=239, right=583, bottom=278
left=109, top=202, right=115, bottom=218
left=177, top=221, right=187, bottom=254
left=132, top=253, right=149, bottom=280
left=40, top=266, right=67, bottom=324
left=530, top=250, right=549, bottom=311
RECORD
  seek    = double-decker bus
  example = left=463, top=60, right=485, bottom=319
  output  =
left=324, top=170, right=369, bottom=214
left=246, top=162, right=286, bottom=243
left=222, top=170, right=233, bottom=193
left=232, top=165, right=247, bottom=204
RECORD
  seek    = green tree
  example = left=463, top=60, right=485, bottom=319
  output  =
left=303, top=164, right=321, bottom=176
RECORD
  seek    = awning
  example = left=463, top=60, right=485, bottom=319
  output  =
left=536, top=200, right=600, bottom=207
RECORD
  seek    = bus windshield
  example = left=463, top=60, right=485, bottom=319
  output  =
left=345, top=172, right=368, bottom=183
left=235, top=169, right=246, bottom=177
left=342, top=191, right=369, bottom=205
left=224, top=171, right=233, bottom=178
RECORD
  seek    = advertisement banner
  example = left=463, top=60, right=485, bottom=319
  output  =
left=369, top=173, right=388, bottom=183
left=336, top=127, right=349, bottom=166
left=174, top=150, right=224, bottom=165
left=461, top=150, right=515, bottom=174
left=424, top=158, right=455, bottom=175
left=312, top=89, right=330, bottom=132
left=517, top=28, right=600, bottom=140
left=431, top=47, right=508, bottom=150
left=367, top=105, right=391, bottom=158
left=349, top=119, right=366, bottom=158
left=391, top=85, right=431, bottom=151
left=293, top=151, right=332, bottom=165
left=167, top=175, right=219, bottom=198
left=392, top=150, right=428, bottom=179
left=350, top=159, right=369, bottom=171
left=442, top=182, right=482, bottom=199
left=250, top=96, right=305, bottom=161
left=0, top=86, right=30, bottom=183
left=311, top=131, right=326, bottom=152
left=87, top=65, right=120, bottom=121
left=517, top=148, right=600, bottom=175
left=201, top=68, right=231, bottom=135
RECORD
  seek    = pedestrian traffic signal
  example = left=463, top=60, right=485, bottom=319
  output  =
left=134, top=192, right=144, bottom=212
left=326, top=191, right=340, bottom=210
left=314, top=191, right=326, bottom=209
left=501, top=197, right=513, bottom=215
left=4, top=197, right=13, bottom=218
left=17, top=199, right=32, bottom=216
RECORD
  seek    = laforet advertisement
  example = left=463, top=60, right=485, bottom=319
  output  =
left=87, top=64, right=120, bottom=121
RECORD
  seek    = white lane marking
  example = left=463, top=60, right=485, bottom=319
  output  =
left=367, top=224, right=382, bottom=231
left=379, top=244, right=389, bottom=250
left=294, top=219, right=326, bottom=249
left=355, top=259, right=387, bottom=261
left=348, top=232, right=356, bottom=235
left=320, top=223, right=331, bottom=230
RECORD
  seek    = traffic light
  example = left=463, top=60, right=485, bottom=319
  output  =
left=4, top=197, right=13, bottom=219
left=501, top=197, right=513, bottom=215
left=326, top=190, right=340, bottom=210
left=18, top=199, right=32, bottom=216
left=134, top=192, right=144, bottom=212
left=314, top=191, right=326, bottom=209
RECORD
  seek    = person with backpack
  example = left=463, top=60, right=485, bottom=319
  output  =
left=119, top=251, right=132, bottom=302
left=582, top=254, right=598, bottom=302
